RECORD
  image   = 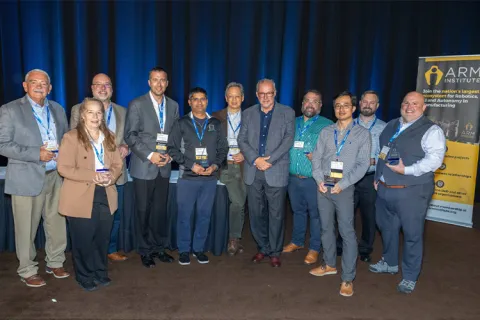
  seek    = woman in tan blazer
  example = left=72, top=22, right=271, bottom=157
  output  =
left=57, top=97, right=122, bottom=292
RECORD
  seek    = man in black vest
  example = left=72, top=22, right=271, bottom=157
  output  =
left=369, top=92, right=446, bottom=294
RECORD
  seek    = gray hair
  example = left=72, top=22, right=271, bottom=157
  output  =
left=225, top=82, right=244, bottom=96
left=25, top=69, right=51, bottom=84
left=256, top=78, right=276, bottom=92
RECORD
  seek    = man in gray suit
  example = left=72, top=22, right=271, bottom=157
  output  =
left=0, top=69, right=70, bottom=287
left=124, top=66, right=179, bottom=268
left=70, top=73, right=129, bottom=262
left=237, top=78, right=295, bottom=267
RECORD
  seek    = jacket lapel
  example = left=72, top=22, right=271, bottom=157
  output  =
left=266, top=103, right=281, bottom=152
left=21, top=96, right=44, bottom=145
left=112, top=103, right=122, bottom=145
left=145, top=93, right=161, bottom=132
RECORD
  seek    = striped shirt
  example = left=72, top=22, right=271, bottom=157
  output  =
left=289, top=115, right=333, bottom=177
left=312, top=120, right=372, bottom=190
left=354, top=116, right=387, bottom=173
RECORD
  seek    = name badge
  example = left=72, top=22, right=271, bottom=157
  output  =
left=228, top=138, right=238, bottom=148
left=294, top=141, right=305, bottom=149
left=379, top=146, right=390, bottom=160
left=156, top=133, right=168, bottom=143
left=45, top=140, right=58, bottom=152
left=330, top=161, right=343, bottom=179
left=228, top=147, right=240, bottom=161
left=195, top=148, right=209, bottom=168
left=96, top=168, right=109, bottom=172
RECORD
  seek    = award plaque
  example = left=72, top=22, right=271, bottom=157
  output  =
left=387, top=147, right=400, bottom=165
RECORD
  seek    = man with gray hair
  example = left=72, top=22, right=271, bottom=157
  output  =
left=238, top=79, right=295, bottom=268
left=0, top=69, right=70, bottom=287
left=212, top=82, right=247, bottom=256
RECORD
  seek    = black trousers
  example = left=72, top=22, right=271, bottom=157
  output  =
left=247, top=171, right=287, bottom=257
left=133, top=173, right=169, bottom=256
left=337, top=173, right=377, bottom=255
left=68, top=186, right=113, bottom=285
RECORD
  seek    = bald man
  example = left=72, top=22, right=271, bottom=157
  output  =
left=370, top=92, right=446, bottom=294
left=70, top=73, right=129, bottom=261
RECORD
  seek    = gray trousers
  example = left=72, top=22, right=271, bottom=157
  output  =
left=317, top=186, right=357, bottom=281
left=376, top=183, right=434, bottom=281
left=220, top=163, right=247, bottom=239
left=11, top=171, right=66, bottom=278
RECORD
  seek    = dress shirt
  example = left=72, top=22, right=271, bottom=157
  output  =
left=258, top=105, right=274, bottom=157
left=354, top=116, right=387, bottom=173
left=91, top=131, right=106, bottom=170
left=105, top=104, right=117, bottom=134
left=27, top=95, right=57, bottom=171
left=227, top=110, right=241, bottom=140
left=147, top=92, right=167, bottom=160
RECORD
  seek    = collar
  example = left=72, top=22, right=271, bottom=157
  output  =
left=149, top=91, right=165, bottom=107
left=335, top=119, right=354, bottom=131
left=27, top=94, right=49, bottom=110
left=91, top=131, right=105, bottom=145
left=356, top=115, right=376, bottom=126
left=189, top=112, right=211, bottom=119
left=400, top=115, right=423, bottom=127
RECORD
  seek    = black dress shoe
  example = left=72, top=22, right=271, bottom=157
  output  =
left=94, top=277, right=111, bottom=287
left=141, top=255, right=156, bottom=268
left=359, top=254, right=371, bottom=262
left=152, top=251, right=174, bottom=263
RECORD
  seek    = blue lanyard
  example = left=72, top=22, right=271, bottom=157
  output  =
left=334, top=123, right=355, bottom=157
left=297, top=115, right=319, bottom=138
left=32, top=106, right=54, bottom=140
left=91, top=141, right=105, bottom=167
left=227, top=113, right=241, bottom=137
left=106, top=104, right=113, bottom=128
left=356, top=117, right=377, bottom=131
left=191, top=116, right=208, bottom=145
left=158, top=98, right=165, bottom=132
left=388, top=123, right=403, bottom=145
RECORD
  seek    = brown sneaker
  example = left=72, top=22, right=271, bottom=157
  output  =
left=46, top=267, right=70, bottom=279
left=108, top=252, right=128, bottom=261
left=309, top=264, right=337, bottom=277
left=340, top=281, right=354, bottom=297
left=282, top=243, right=304, bottom=253
left=21, top=274, right=46, bottom=287
left=227, top=239, right=239, bottom=256
left=304, top=250, right=319, bottom=265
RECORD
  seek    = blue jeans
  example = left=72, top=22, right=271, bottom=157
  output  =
left=176, top=179, right=217, bottom=253
left=108, top=184, right=124, bottom=254
left=287, top=176, right=321, bottom=252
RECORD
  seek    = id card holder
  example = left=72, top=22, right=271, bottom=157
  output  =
left=96, top=168, right=110, bottom=173
left=294, top=141, right=305, bottom=149
left=330, top=160, right=343, bottom=179
left=324, top=175, right=336, bottom=187
left=228, top=139, right=240, bottom=161
left=378, top=146, right=390, bottom=160
left=195, top=147, right=209, bottom=168
left=156, top=133, right=169, bottom=154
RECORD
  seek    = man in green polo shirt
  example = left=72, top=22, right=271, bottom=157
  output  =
left=283, top=90, right=333, bottom=265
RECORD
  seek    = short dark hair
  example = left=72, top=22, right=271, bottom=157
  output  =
left=334, top=91, right=357, bottom=106
left=188, top=87, right=208, bottom=99
left=149, top=66, right=168, bottom=79
left=360, top=90, right=379, bottom=102
left=304, top=89, right=322, bottom=102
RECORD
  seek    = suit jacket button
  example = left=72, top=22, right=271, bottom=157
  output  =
left=84, top=156, right=87, bottom=159
left=86, top=183, right=89, bottom=186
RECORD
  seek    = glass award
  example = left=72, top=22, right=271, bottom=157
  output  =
left=156, top=133, right=168, bottom=155
left=387, top=147, right=400, bottom=165
left=324, top=175, right=337, bottom=188
left=195, top=147, right=209, bottom=168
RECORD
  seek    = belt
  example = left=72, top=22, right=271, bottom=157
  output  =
left=365, top=171, right=375, bottom=176
left=46, top=169, right=56, bottom=174
left=290, top=174, right=308, bottom=179
left=379, top=180, right=406, bottom=189
left=227, top=160, right=235, bottom=164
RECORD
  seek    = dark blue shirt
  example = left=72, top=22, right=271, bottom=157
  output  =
left=258, top=104, right=275, bottom=157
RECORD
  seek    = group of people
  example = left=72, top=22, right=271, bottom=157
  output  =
left=0, top=67, right=446, bottom=297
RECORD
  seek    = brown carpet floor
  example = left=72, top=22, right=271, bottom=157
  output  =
left=1, top=215, right=480, bottom=320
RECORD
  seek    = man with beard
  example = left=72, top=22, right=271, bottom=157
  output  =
left=310, top=91, right=371, bottom=297
left=370, top=92, right=445, bottom=294
left=282, top=90, right=332, bottom=265
left=124, top=67, right=179, bottom=268
left=337, top=90, right=387, bottom=262
left=70, top=73, right=129, bottom=262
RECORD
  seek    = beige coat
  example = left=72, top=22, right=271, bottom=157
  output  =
left=57, top=129, right=123, bottom=218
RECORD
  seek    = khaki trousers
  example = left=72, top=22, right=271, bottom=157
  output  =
left=12, top=171, right=66, bottom=278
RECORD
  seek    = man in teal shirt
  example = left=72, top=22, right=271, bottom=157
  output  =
left=283, top=90, right=333, bottom=265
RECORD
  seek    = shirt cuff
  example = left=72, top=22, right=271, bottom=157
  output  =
left=404, top=165, right=414, bottom=176
left=147, top=152, right=153, bottom=160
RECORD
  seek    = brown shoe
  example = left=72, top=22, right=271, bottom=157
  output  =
left=21, top=274, right=46, bottom=287
left=304, top=250, right=319, bottom=265
left=282, top=243, right=304, bottom=253
left=309, top=264, right=337, bottom=277
left=340, top=281, right=354, bottom=297
left=108, top=252, right=128, bottom=261
left=46, top=267, right=70, bottom=279
left=227, top=239, right=239, bottom=256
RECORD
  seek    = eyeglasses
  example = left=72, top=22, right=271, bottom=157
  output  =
left=303, top=99, right=321, bottom=105
left=92, top=83, right=112, bottom=89
left=257, top=92, right=275, bottom=98
left=334, top=104, right=353, bottom=110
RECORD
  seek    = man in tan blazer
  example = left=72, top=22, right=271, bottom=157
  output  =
left=70, top=73, right=129, bottom=261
